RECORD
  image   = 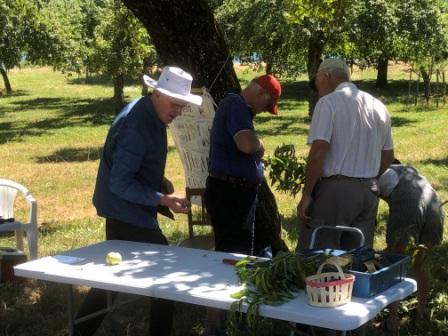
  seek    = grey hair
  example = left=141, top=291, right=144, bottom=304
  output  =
left=327, top=68, right=350, bottom=81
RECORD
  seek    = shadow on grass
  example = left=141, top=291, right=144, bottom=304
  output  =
left=33, top=144, right=176, bottom=164
left=34, top=146, right=103, bottom=163
left=0, top=90, right=30, bottom=117
left=0, top=280, right=72, bottom=336
left=419, top=157, right=448, bottom=167
left=355, top=79, right=409, bottom=101
left=280, top=79, right=311, bottom=103
left=0, top=89, right=29, bottom=98
left=391, top=116, right=415, bottom=127
left=68, top=73, right=113, bottom=86
left=257, top=115, right=309, bottom=137
left=68, top=73, right=141, bottom=88
left=0, top=97, right=115, bottom=144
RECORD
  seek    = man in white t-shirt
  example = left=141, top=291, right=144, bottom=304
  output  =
left=296, top=58, right=394, bottom=250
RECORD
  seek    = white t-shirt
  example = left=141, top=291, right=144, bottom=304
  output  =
left=308, top=82, right=393, bottom=178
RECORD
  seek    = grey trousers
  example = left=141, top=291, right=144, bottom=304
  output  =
left=297, top=177, right=379, bottom=251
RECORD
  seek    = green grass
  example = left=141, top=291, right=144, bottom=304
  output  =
left=1, top=65, right=448, bottom=335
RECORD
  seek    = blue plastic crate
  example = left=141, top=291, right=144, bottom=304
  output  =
left=349, top=252, right=410, bottom=298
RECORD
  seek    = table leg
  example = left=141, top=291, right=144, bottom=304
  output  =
left=66, top=286, right=115, bottom=336
left=67, top=285, right=75, bottom=336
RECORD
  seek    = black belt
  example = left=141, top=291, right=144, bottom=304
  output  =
left=322, top=174, right=373, bottom=181
left=0, top=217, right=15, bottom=224
left=209, top=173, right=259, bottom=190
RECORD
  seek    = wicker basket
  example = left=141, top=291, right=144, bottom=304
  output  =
left=305, top=260, right=355, bottom=307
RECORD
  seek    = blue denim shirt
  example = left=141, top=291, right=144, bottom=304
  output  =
left=93, top=96, right=167, bottom=229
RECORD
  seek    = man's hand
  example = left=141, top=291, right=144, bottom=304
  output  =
left=161, top=177, right=174, bottom=195
left=297, top=194, right=312, bottom=221
left=160, top=194, right=191, bottom=214
left=255, top=139, right=265, bottom=158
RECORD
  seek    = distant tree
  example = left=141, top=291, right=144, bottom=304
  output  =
left=79, top=0, right=108, bottom=80
left=216, top=0, right=357, bottom=114
left=349, top=0, right=399, bottom=88
left=38, top=0, right=88, bottom=74
left=285, top=0, right=355, bottom=114
left=396, top=0, right=448, bottom=102
left=0, top=0, right=67, bottom=93
left=90, top=0, right=154, bottom=111
left=0, top=0, right=46, bottom=93
left=215, top=0, right=307, bottom=77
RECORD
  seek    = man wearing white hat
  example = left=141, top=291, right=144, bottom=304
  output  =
left=297, top=58, right=394, bottom=251
left=75, top=66, right=202, bottom=336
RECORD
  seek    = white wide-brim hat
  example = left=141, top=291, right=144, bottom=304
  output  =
left=143, top=66, right=202, bottom=106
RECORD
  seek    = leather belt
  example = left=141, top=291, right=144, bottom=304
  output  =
left=209, top=173, right=259, bottom=190
left=322, top=174, right=373, bottom=181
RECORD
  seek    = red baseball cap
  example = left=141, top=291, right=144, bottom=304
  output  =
left=254, top=74, right=282, bottom=115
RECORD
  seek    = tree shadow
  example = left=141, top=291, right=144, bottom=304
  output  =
left=9, top=97, right=68, bottom=111
left=0, top=97, right=115, bottom=144
left=68, top=73, right=113, bottom=86
left=0, top=89, right=29, bottom=98
left=280, top=79, right=311, bottom=103
left=0, top=280, right=73, bottom=336
left=0, top=90, right=30, bottom=117
left=34, top=146, right=103, bottom=163
left=256, top=115, right=309, bottom=137
left=391, top=116, right=415, bottom=127
left=68, top=74, right=142, bottom=88
left=34, top=145, right=176, bottom=164
left=10, top=96, right=115, bottom=124
left=354, top=79, right=409, bottom=102
left=352, top=78, right=448, bottom=114
left=419, top=157, right=448, bottom=167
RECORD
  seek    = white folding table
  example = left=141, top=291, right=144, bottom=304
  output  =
left=14, top=240, right=416, bottom=335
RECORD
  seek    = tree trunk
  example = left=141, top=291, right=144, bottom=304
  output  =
left=420, top=66, right=431, bottom=104
left=122, top=0, right=240, bottom=103
left=122, top=0, right=288, bottom=253
left=376, top=57, right=388, bottom=88
left=113, top=74, right=125, bottom=113
left=307, top=31, right=324, bottom=117
left=0, top=67, right=12, bottom=94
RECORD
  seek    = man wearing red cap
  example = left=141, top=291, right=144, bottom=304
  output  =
left=203, top=74, right=281, bottom=335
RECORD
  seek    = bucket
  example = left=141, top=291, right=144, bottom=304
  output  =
left=0, top=247, right=27, bottom=282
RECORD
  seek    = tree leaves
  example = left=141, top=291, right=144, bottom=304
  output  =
left=264, top=144, right=306, bottom=198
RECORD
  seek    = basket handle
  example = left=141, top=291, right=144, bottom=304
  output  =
left=317, top=260, right=346, bottom=279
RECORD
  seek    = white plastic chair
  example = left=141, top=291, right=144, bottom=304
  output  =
left=170, top=88, right=216, bottom=250
left=0, top=179, right=38, bottom=259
